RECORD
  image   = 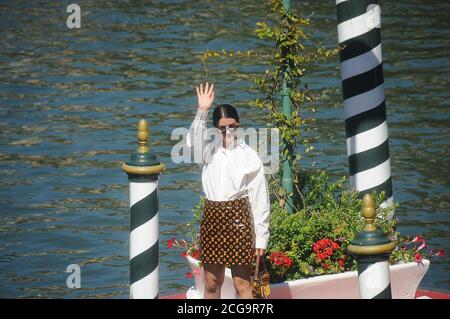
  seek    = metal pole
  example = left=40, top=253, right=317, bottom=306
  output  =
left=122, top=119, right=165, bottom=299
left=282, top=0, right=294, bottom=213
left=335, top=0, right=393, bottom=209
left=348, top=194, right=397, bottom=299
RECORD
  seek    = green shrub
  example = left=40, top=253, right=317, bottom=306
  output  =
left=267, top=169, right=397, bottom=282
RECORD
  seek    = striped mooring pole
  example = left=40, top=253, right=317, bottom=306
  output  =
left=336, top=0, right=393, bottom=207
left=348, top=194, right=397, bottom=299
left=122, top=119, right=165, bottom=299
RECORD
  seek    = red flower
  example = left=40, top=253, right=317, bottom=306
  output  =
left=191, top=249, right=200, bottom=260
left=394, top=235, right=445, bottom=264
left=269, top=252, right=293, bottom=268
left=185, top=272, right=193, bottom=279
left=414, top=253, right=423, bottom=263
left=435, top=250, right=445, bottom=257
left=313, top=238, right=341, bottom=262
left=181, top=251, right=187, bottom=257
left=411, top=235, right=424, bottom=244
left=284, top=257, right=293, bottom=268
left=167, top=239, right=173, bottom=249
left=338, top=259, right=346, bottom=267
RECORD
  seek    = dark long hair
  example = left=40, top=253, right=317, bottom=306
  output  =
left=212, top=104, right=240, bottom=127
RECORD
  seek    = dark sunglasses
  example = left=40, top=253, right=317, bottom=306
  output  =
left=217, top=124, right=240, bottom=133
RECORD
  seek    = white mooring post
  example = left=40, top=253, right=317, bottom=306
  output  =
left=336, top=0, right=393, bottom=208
left=348, top=194, right=397, bottom=299
left=122, top=119, right=165, bottom=299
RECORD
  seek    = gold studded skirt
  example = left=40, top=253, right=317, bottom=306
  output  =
left=200, top=196, right=256, bottom=267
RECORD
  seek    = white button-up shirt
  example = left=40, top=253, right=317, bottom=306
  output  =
left=186, top=108, right=270, bottom=249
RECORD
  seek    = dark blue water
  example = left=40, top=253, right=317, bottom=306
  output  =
left=0, top=0, right=448, bottom=298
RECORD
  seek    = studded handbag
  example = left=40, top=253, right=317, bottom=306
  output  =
left=251, top=254, right=270, bottom=299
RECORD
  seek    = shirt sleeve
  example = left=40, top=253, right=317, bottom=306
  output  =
left=186, top=108, right=209, bottom=166
left=246, top=157, right=270, bottom=249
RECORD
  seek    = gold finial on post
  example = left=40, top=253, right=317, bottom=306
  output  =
left=137, top=119, right=149, bottom=154
left=348, top=193, right=396, bottom=256
left=122, top=118, right=165, bottom=176
left=362, top=194, right=377, bottom=232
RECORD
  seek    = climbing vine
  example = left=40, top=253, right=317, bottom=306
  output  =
left=201, top=0, right=340, bottom=211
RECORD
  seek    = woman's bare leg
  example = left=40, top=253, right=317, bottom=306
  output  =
left=203, top=263, right=225, bottom=299
left=231, top=265, right=253, bottom=299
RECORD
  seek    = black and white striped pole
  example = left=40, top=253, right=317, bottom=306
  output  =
left=336, top=0, right=393, bottom=208
left=122, top=119, right=165, bottom=299
left=348, top=194, right=397, bottom=299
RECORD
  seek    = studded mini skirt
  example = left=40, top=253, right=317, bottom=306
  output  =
left=200, top=196, right=256, bottom=267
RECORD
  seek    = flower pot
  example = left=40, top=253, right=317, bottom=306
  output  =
left=186, top=255, right=430, bottom=299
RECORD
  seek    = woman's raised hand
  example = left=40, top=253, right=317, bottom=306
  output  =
left=196, top=82, right=214, bottom=112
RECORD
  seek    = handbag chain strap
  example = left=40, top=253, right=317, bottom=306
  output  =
left=254, top=253, right=267, bottom=276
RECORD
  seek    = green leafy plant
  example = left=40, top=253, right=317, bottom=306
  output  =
left=201, top=0, right=340, bottom=212
left=169, top=0, right=445, bottom=284
left=169, top=170, right=444, bottom=282
left=266, top=169, right=396, bottom=281
left=390, top=235, right=445, bottom=265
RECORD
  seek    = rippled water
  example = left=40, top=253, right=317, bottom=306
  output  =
left=0, top=0, right=448, bottom=298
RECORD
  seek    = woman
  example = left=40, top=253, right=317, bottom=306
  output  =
left=186, top=82, right=270, bottom=299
